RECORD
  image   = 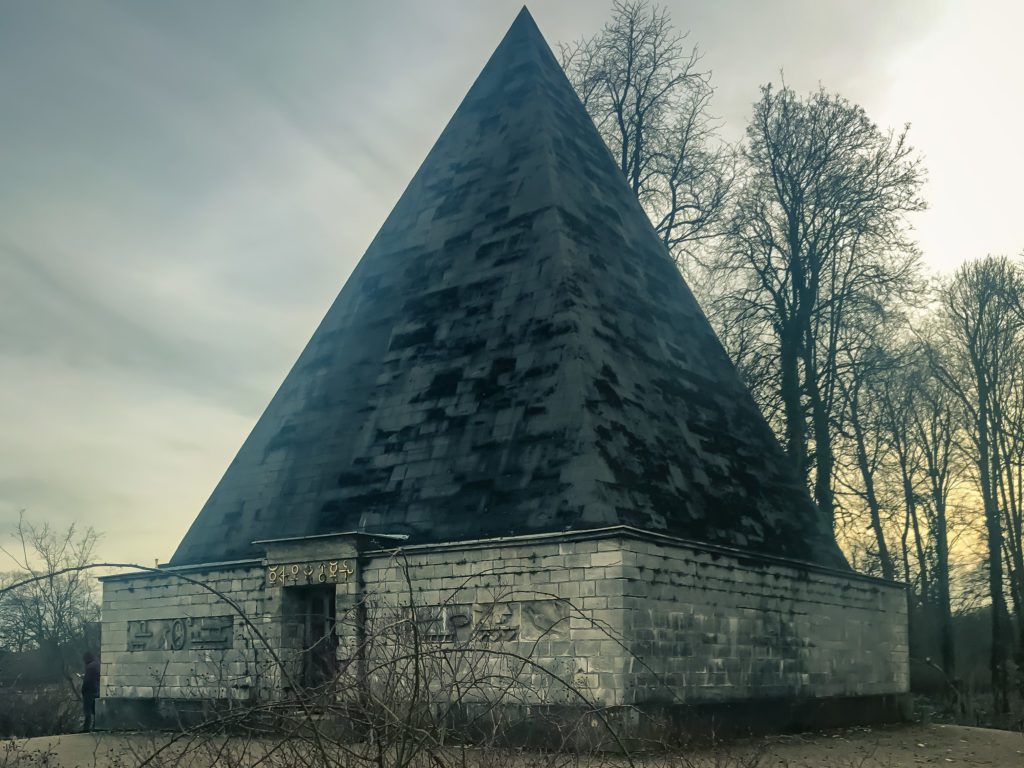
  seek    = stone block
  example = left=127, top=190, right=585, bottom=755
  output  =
left=596, top=579, right=621, bottom=597
left=591, top=551, right=622, bottom=567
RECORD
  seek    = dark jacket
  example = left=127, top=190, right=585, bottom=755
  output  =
left=82, top=659, right=100, bottom=696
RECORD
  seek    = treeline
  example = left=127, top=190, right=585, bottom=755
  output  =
left=0, top=517, right=100, bottom=735
left=563, top=1, right=1023, bottom=714
left=0, top=517, right=100, bottom=678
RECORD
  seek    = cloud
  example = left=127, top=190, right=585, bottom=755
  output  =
left=0, top=352, right=254, bottom=563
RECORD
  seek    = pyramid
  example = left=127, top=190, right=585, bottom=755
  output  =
left=170, top=8, right=846, bottom=570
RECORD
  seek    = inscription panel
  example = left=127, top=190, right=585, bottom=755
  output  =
left=127, top=615, right=233, bottom=651
left=267, top=560, right=355, bottom=586
left=415, top=599, right=569, bottom=644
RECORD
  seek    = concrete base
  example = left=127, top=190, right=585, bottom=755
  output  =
left=623, top=693, right=913, bottom=744
left=96, top=697, right=235, bottom=732
left=96, top=693, right=912, bottom=748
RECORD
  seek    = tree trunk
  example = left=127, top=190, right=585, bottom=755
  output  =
left=799, top=330, right=834, bottom=524
left=850, top=395, right=895, bottom=581
left=809, top=381, right=835, bottom=523
left=779, top=329, right=806, bottom=475
left=978, top=388, right=1011, bottom=713
left=904, top=472, right=930, bottom=605
left=933, top=494, right=956, bottom=678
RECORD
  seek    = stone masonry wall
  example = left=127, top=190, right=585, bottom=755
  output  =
left=617, top=538, right=909, bottom=704
left=360, top=536, right=628, bottom=707
left=359, top=533, right=908, bottom=709
left=99, top=531, right=908, bottom=711
left=100, top=564, right=269, bottom=700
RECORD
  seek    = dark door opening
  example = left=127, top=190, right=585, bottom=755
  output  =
left=284, top=584, right=337, bottom=691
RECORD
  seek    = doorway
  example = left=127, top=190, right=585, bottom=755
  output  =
left=283, top=584, right=337, bottom=690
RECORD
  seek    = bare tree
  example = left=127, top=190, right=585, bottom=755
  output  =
left=930, top=256, right=1024, bottom=712
left=561, top=0, right=732, bottom=265
left=0, top=514, right=100, bottom=658
left=877, top=355, right=931, bottom=601
left=911, top=346, right=964, bottom=679
left=832, top=312, right=967, bottom=683
left=0, top=514, right=101, bottom=734
left=717, top=83, right=925, bottom=525
left=834, top=333, right=899, bottom=582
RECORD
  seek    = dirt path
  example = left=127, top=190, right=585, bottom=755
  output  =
left=757, top=724, right=1024, bottom=766
left=7, top=724, right=1024, bottom=767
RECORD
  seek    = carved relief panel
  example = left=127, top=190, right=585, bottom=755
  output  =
left=126, top=615, right=234, bottom=651
left=414, top=599, right=569, bottom=644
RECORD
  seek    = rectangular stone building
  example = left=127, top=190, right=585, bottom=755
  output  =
left=100, top=529, right=906, bottom=733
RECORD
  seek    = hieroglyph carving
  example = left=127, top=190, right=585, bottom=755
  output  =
left=127, top=616, right=233, bottom=651
left=415, top=599, right=569, bottom=643
left=266, top=560, right=354, bottom=586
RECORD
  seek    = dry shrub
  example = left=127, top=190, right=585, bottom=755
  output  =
left=0, top=686, right=79, bottom=739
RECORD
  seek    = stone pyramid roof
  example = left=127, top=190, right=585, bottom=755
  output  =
left=170, top=8, right=847, bottom=569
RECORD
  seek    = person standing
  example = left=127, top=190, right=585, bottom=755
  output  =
left=81, top=651, right=100, bottom=732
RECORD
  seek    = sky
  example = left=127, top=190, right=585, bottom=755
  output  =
left=1, top=1, right=1022, bottom=567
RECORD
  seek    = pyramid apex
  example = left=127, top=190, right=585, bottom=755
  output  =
left=502, top=5, right=544, bottom=43
left=513, top=5, right=536, bottom=23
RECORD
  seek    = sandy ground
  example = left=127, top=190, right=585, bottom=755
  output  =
left=6, top=724, right=1023, bottom=768
left=757, top=724, right=1024, bottom=766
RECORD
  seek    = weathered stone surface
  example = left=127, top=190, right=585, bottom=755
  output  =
left=126, top=616, right=233, bottom=652
left=102, top=531, right=905, bottom=710
left=99, top=563, right=270, bottom=701
left=169, top=9, right=844, bottom=570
